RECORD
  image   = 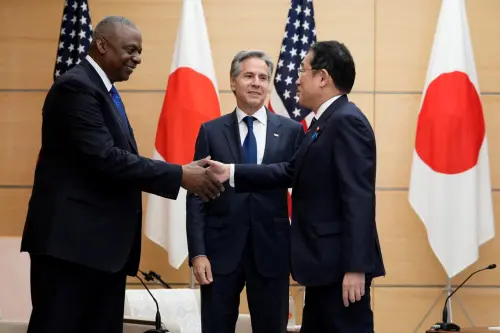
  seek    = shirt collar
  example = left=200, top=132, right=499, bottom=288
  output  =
left=314, top=94, right=342, bottom=121
left=236, top=105, right=267, bottom=125
left=86, top=55, right=113, bottom=92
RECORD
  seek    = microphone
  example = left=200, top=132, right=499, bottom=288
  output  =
left=135, top=275, right=169, bottom=333
left=432, top=263, right=496, bottom=331
left=139, top=269, right=172, bottom=289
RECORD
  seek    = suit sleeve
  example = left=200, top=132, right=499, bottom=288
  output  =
left=332, top=114, right=376, bottom=273
left=186, top=124, right=209, bottom=263
left=58, top=79, right=182, bottom=199
left=233, top=124, right=303, bottom=192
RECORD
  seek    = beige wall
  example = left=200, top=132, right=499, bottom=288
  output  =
left=2, top=0, right=500, bottom=331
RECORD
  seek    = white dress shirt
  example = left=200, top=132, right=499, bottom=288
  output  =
left=235, top=105, right=267, bottom=165
left=229, top=94, right=342, bottom=186
left=85, top=55, right=113, bottom=92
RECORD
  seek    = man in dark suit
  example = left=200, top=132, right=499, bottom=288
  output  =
left=207, top=41, right=385, bottom=333
left=21, top=16, right=223, bottom=333
left=186, top=50, right=305, bottom=333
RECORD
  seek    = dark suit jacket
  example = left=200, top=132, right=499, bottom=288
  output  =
left=233, top=95, right=386, bottom=286
left=21, top=59, right=183, bottom=276
left=186, top=109, right=305, bottom=278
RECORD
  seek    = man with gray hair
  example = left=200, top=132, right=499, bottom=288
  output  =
left=186, top=50, right=305, bottom=333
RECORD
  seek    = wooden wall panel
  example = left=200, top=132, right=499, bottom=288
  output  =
left=374, top=94, right=420, bottom=188
left=375, top=0, right=441, bottom=91
left=0, top=93, right=42, bottom=185
left=376, top=191, right=447, bottom=285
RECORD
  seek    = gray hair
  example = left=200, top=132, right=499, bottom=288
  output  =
left=230, top=50, right=274, bottom=82
left=93, top=16, right=138, bottom=39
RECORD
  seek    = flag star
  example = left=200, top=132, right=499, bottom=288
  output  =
left=294, top=95, right=299, bottom=103
left=78, top=30, right=86, bottom=39
left=70, top=30, right=76, bottom=38
left=286, top=17, right=290, bottom=24
left=283, top=31, right=288, bottom=39
left=89, top=36, right=93, bottom=43
left=283, top=90, right=291, bottom=99
left=89, top=24, right=93, bottom=30
left=292, top=34, right=299, bottom=43
left=290, top=48, right=297, bottom=57
left=80, top=16, right=87, bottom=25
left=71, top=16, right=77, bottom=24
left=303, top=21, right=310, bottom=30
left=293, top=108, right=301, bottom=117
left=287, top=62, right=296, bottom=71
left=78, top=44, right=86, bottom=53
left=68, top=43, right=75, bottom=52
left=64, top=0, right=68, bottom=6
left=76, top=58, right=82, bottom=65
left=55, top=69, right=61, bottom=77
left=281, top=45, right=287, bottom=53
left=312, top=28, right=316, bottom=36
left=72, top=2, right=77, bottom=10
left=61, top=28, right=65, bottom=35
left=285, top=76, right=293, bottom=85
left=63, top=14, right=67, bottom=21
left=301, top=35, right=309, bottom=44
left=300, top=49, right=307, bottom=58
left=304, top=8, right=311, bottom=16
left=275, top=74, right=282, bottom=82
left=295, top=5, right=302, bottom=15
left=294, top=20, right=300, bottom=29
left=66, top=57, right=73, bottom=66
left=81, top=2, right=88, bottom=11
left=59, top=41, right=65, bottom=49
left=56, top=56, right=62, bottom=63
left=278, top=59, right=284, bottom=68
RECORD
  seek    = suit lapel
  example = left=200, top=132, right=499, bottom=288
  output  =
left=262, top=109, right=281, bottom=164
left=82, top=60, right=138, bottom=153
left=293, top=95, right=348, bottom=177
left=223, top=110, right=243, bottom=163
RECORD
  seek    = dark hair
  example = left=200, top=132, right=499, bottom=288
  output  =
left=309, top=41, right=356, bottom=93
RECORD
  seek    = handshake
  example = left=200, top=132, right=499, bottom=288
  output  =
left=180, top=156, right=231, bottom=202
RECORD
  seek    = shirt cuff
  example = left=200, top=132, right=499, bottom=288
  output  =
left=229, top=164, right=235, bottom=187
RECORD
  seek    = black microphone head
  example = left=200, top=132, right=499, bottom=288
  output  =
left=488, top=264, right=496, bottom=269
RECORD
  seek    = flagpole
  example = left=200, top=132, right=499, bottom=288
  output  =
left=189, top=267, right=195, bottom=289
left=446, top=278, right=453, bottom=322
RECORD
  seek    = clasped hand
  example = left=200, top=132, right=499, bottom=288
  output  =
left=180, top=157, right=230, bottom=202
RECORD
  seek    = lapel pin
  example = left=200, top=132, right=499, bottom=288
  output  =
left=273, top=132, right=279, bottom=137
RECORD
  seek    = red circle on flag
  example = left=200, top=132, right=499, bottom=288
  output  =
left=415, top=71, right=485, bottom=174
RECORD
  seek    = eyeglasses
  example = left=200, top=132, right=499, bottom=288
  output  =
left=298, top=65, right=315, bottom=74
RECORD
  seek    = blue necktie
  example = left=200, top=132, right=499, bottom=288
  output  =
left=242, top=116, right=257, bottom=164
left=109, top=86, right=128, bottom=126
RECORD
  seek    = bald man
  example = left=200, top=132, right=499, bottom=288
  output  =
left=21, top=16, right=223, bottom=333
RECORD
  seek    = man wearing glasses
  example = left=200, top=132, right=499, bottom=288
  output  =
left=207, top=40, right=386, bottom=333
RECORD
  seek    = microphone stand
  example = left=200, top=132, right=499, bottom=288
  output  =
left=139, top=270, right=172, bottom=289
left=432, top=264, right=496, bottom=332
left=135, top=275, right=169, bottom=333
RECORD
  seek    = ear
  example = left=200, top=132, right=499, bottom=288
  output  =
left=230, top=78, right=236, bottom=92
left=318, top=69, right=329, bottom=88
left=96, top=38, right=107, bottom=54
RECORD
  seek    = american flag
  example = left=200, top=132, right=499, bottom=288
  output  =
left=269, top=0, right=317, bottom=131
left=54, top=0, right=92, bottom=80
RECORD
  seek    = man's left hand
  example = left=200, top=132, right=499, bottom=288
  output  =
left=342, top=272, right=365, bottom=307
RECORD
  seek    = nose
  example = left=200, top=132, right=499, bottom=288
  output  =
left=251, top=75, right=261, bottom=87
left=296, top=77, right=300, bottom=86
left=132, top=54, right=142, bottom=65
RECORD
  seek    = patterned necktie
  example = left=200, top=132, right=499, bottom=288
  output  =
left=242, top=116, right=257, bottom=164
left=109, top=86, right=128, bottom=126
left=309, top=117, right=317, bottom=131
